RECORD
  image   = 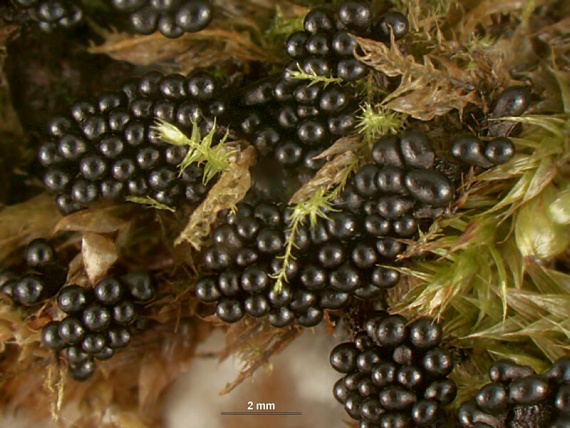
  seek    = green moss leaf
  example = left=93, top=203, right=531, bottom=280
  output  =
left=549, top=189, right=570, bottom=224
left=515, top=186, right=570, bottom=259
left=125, top=196, right=175, bottom=212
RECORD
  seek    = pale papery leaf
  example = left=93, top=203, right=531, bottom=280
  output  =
left=290, top=149, right=359, bottom=204
left=81, top=233, right=119, bottom=285
left=175, top=146, right=256, bottom=250
left=66, top=253, right=86, bottom=286
left=55, top=206, right=130, bottom=235
left=483, top=171, right=532, bottom=215
left=383, top=81, right=479, bottom=120
left=475, top=154, right=539, bottom=182
left=494, top=115, right=567, bottom=139
left=354, top=36, right=483, bottom=120
left=45, top=362, right=65, bottom=423
left=467, top=317, right=570, bottom=345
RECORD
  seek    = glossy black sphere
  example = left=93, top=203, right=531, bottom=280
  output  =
left=82, top=304, right=112, bottom=332
left=58, top=285, right=90, bottom=314
left=216, top=298, right=244, bottom=323
left=175, top=0, right=214, bottom=33
left=94, top=277, right=126, bottom=306
left=338, top=1, right=372, bottom=33
left=330, top=343, right=359, bottom=373
left=451, top=135, right=492, bottom=168
left=485, top=137, right=515, bottom=165
left=304, top=7, right=335, bottom=34
left=375, top=315, right=407, bottom=347
left=122, top=271, right=156, bottom=302
left=25, top=238, right=56, bottom=269
left=42, top=321, right=66, bottom=351
left=374, top=11, right=409, bottom=41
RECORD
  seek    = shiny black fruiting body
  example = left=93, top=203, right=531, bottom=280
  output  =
left=197, top=197, right=329, bottom=328
left=13, top=0, right=84, bottom=32
left=452, top=135, right=515, bottom=168
left=330, top=313, right=456, bottom=426
left=457, top=357, right=570, bottom=427
left=195, top=128, right=464, bottom=327
left=230, top=2, right=410, bottom=172
left=196, top=187, right=392, bottom=327
left=41, top=272, right=156, bottom=381
left=40, top=70, right=228, bottom=215
left=333, top=130, right=457, bottom=274
left=1, top=238, right=66, bottom=306
left=110, top=0, right=214, bottom=38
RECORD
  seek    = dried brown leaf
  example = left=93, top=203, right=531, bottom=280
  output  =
left=135, top=320, right=204, bottom=414
left=175, top=146, right=255, bottom=250
left=89, top=26, right=281, bottom=71
left=289, top=139, right=360, bottom=204
left=81, top=233, right=119, bottom=285
left=66, top=253, right=86, bottom=286
left=78, top=378, right=114, bottom=417
left=383, top=80, right=479, bottom=121
left=0, top=194, right=61, bottom=261
left=175, top=28, right=282, bottom=72
left=87, top=31, right=193, bottom=67
left=313, top=135, right=360, bottom=159
left=354, top=37, right=482, bottom=120
left=0, top=24, right=23, bottom=135
left=0, top=303, right=27, bottom=353
left=55, top=206, right=129, bottom=235
left=220, top=326, right=302, bottom=395
left=45, top=362, right=65, bottom=423
left=459, top=0, right=541, bottom=42
left=102, top=408, right=156, bottom=428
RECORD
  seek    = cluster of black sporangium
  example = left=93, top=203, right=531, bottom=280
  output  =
left=40, top=69, right=226, bottom=214
left=458, top=358, right=570, bottom=428
left=12, top=0, right=213, bottom=37
left=331, top=314, right=456, bottom=427
left=4, top=1, right=565, bottom=426
left=0, top=238, right=156, bottom=381
left=42, top=272, right=155, bottom=381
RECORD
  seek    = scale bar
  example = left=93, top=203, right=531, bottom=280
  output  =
left=221, top=412, right=302, bottom=416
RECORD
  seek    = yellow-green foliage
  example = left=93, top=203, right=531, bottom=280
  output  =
left=390, top=72, right=570, bottom=394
